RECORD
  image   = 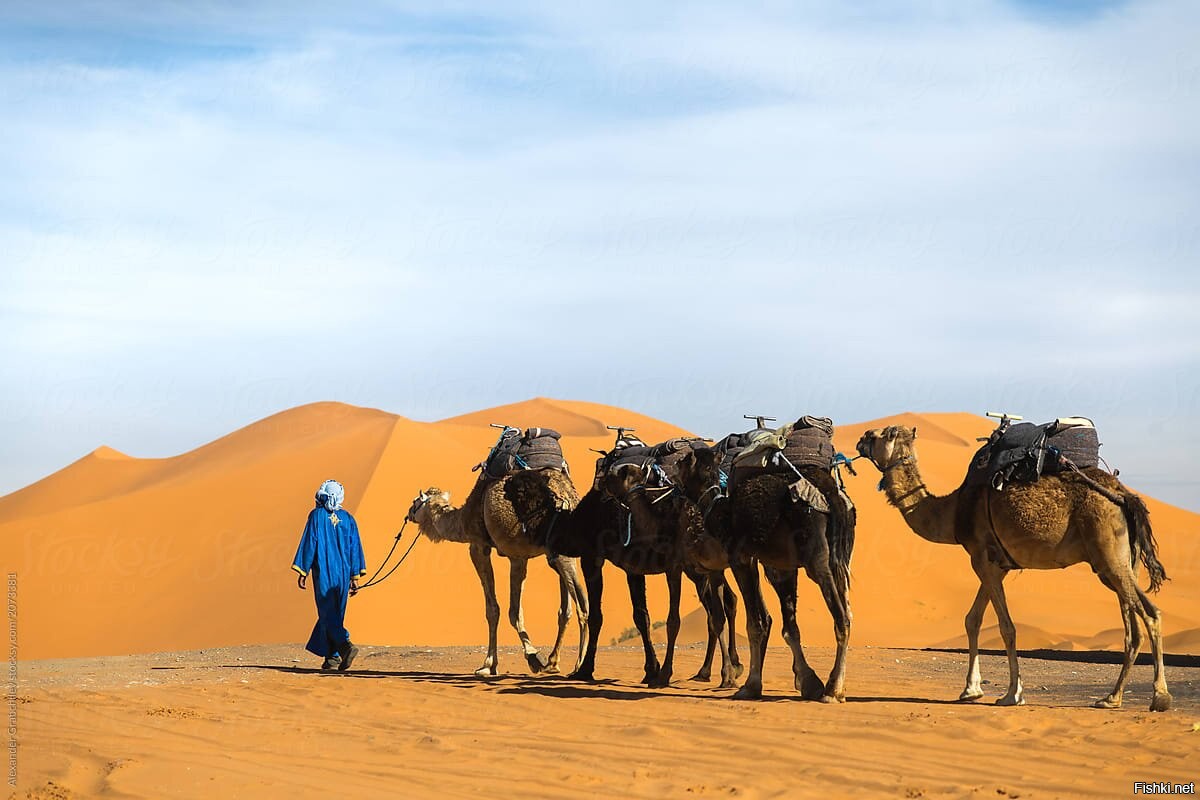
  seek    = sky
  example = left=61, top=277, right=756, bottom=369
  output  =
left=1, top=0, right=1198, bottom=510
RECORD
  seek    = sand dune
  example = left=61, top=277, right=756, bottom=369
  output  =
left=1, top=400, right=1197, bottom=666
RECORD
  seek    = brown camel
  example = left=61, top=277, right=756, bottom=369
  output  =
left=856, top=425, right=1170, bottom=711
left=405, top=469, right=588, bottom=678
left=675, top=446, right=854, bottom=701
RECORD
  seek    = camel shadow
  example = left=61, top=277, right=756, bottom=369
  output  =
left=226, top=664, right=491, bottom=686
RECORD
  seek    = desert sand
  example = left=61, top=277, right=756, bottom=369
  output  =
left=3, top=398, right=1199, bottom=797
left=13, top=643, right=1198, bottom=799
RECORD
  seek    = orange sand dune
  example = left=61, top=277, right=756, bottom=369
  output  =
left=1, top=401, right=1197, bottom=667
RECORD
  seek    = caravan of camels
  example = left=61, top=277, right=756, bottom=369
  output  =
left=399, top=413, right=1171, bottom=712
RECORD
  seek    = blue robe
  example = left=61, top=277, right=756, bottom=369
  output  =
left=292, top=505, right=367, bottom=658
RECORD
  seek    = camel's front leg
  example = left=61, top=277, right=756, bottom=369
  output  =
left=720, top=574, right=744, bottom=680
left=960, top=585, right=989, bottom=701
left=765, top=566, right=824, bottom=701
left=695, top=570, right=737, bottom=688
left=568, top=557, right=603, bottom=682
left=730, top=559, right=770, bottom=700
left=976, top=560, right=1023, bottom=706
left=685, top=569, right=716, bottom=682
left=649, top=568, right=683, bottom=688
left=468, top=543, right=501, bottom=677
left=627, top=573, right=661, bottom=685
left=507, top=557, right=545, bottom=673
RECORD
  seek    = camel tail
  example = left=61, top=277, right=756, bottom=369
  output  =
left=826, top=497, right=856, bottom=594
left=1123, top=490, right=1167, bottom=593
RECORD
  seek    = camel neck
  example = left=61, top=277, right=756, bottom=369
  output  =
left=419, top=502, right=472, bottom=544
left=880, top=455, right=960, bottom=546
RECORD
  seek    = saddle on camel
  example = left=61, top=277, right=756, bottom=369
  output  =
left=476, top=425, right=569, bottom=480
left=591, top=426, right=709, bottom=493
left=724, top=415, right=851, bottom=518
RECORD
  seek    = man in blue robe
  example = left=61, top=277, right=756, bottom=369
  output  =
left=292, top=479, right=367, bottom=671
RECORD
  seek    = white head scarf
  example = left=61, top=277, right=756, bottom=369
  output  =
left=315, top=479, right=345, bottom=512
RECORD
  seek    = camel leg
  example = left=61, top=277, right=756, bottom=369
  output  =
left=1134, top=587, right=1171, bottom=712
left=627, top=573, right=661, bottom=685
left=730, top=559, right=770, bottom=700
left=805, top=560, right=851, bottom=703
left=721, top=574, right=744, bottom=679
left=687, top=570, right=717, bottom=682
left=541, top=554, right=575, bottom=674
left=975, top=560, right=1023, bottom=706
left=506, top=557, right=545, bottom=674
left=568, top=557, right=603, bottom=682
left=546, top=554, right=589, bottom=675
left=764, top=566, right=825, bottom=701
left=1095, top=588, right=1141, bottom=709
left=649, top=568, right=683, bottom=689
left=959, top=585, right=990, bottom=701
left=698, top=573, right=737, bottom=688
left=468, top=543, right=501, bottom=677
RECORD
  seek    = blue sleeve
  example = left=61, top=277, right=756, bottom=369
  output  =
left=350, top=516, right=367, bottom=577
left=292, top=511, right=319, bottom=576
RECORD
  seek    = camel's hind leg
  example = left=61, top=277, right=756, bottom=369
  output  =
left=730, top=559, right=770, bottom=700
left=506, top=557, right=545, bottom=673
left=764, top=566, right=825, bottom=701
left=547, top=554, right=589, bottom=676
left=1093, top=568, right=1171, bottom=711
left=627, top=573, right=661, bottom=685
left=468, top=543, right=501, bottom=677
left=1134, top=587, right=1171, bottom=711
left=974, top=557, right=1023, bottom=706
left=959, top=586, right=989, bottom=701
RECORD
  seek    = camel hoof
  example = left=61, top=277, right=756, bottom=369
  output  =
left=798, top=672, right=826, bottom=701
left=690, top=670, right=712, bottom=683
left=641, top=668, right=660, bottom=686
left=958, top=689, right=984, bottom=702
left=541, top=663, right=561, bottom=675
left=474, top=667, right=498, bottom=678
left=1093, top=695, right=1122, bottom=709
left=567, top=669, right=595, bottom=683
left=525, top=652, right=547, bottom=674
left=995, top=695, right=1025, bottom=707
left=648, top=675, right=672, bottom=689
left=1150, top=693, right=1172, bottom=713
left=732, top=683, right=762, bottom=701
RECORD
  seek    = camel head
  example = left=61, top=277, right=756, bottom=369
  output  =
left=675, top=447, right=722, bottom=503
left=406, top=487, right=450, bottom=524
left=855, top=426, right=917, bottom=472
left=603, top=463, right=650, bottom=505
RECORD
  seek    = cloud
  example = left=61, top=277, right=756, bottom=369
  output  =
left=1, top=1, right=1197, bottom=508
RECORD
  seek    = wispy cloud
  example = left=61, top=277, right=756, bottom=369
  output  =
left=1, top=1, right=1197, bottom=507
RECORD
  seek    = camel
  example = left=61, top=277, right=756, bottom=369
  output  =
left=405, top=469, right=588, bottom=678
left=855, top=424, right=1170, bottom=711
left=503, top=467, right=743, bottom=688
left=675, top=447, right=854, bottom=702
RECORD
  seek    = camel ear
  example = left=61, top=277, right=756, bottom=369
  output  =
left=911, top=427, right=917, bottom=439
